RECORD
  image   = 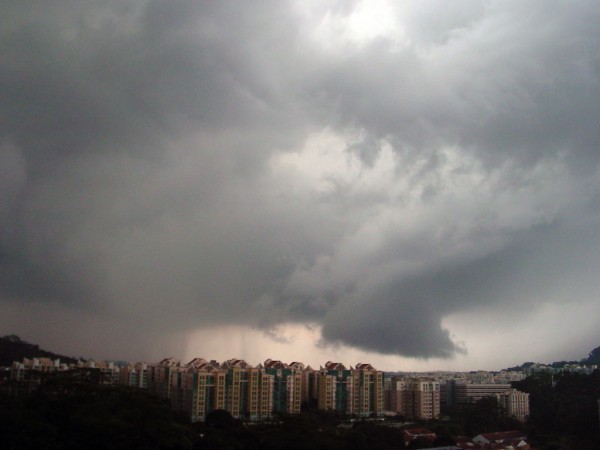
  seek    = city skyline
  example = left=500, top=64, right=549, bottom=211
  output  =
left=2, top=1, right=600, bottom=372
left=4, top=328, right=598, bottom=373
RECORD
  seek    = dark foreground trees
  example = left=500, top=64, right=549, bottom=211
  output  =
left=512, top=370, right=600, bottom=449
left=0, top=380, right=195, bottom=449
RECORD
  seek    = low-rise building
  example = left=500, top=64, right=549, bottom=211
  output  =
left=449, top=382, right=512, bottom=405
left=472, top=430, right=529, bottom=449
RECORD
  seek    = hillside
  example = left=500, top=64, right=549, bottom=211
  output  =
left=585, top=346, right=600, bottom=365
left=505, top=345, right=600, bottom=372
left=0, top=335, right=77, bottom=366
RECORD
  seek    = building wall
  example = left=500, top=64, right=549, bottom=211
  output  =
left=412, top=380, right=440, bottom=420
left=454, top=383, right=512, bottom=404
left=315, top=365, right=383, bottom=416
left=177, top=363, right=306, bottom=422
left=265, top=367, right=302, bottom=414
left=247, top=368, right=273, bottom=420
left=178, top=362, right=381, bottom=421
left=385, top=377, right=440, bottom=420
left=317, top=373, right=337, bottom=411
left=496, top=388, right=530, bottom=422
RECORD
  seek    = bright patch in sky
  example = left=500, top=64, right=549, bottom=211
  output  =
left=294, top=0, right=408, bottom=50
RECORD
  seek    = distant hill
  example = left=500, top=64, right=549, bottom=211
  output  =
left=0, top=335, right=78, bottom=367
left=505, top=345, right=600, bottom=372
left=584, top=346, right=600, bottom=365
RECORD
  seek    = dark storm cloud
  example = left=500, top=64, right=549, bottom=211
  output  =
left=312, top=2, right=600, bottom=170
left=2, top=0, right=600, bottom=360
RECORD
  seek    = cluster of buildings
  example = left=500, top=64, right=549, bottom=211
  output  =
left=384, top=376, right=530, bottom=422
left=7, top=356, right=531, bottom=423
left=441, top=379, right=530, bottom=422
left=9, top=357, right=124, bottom=387
left=8, top=357, right=384, bottom=422
left=151, top=358, right=385, bottom=422
left=151, top=357, right=308, bottom=421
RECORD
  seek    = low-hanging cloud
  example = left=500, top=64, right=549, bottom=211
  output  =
left=2, top=0, right=600, bottom=361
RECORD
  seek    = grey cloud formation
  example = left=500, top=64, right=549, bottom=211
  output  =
left=2, top=0, right=600, bottom=361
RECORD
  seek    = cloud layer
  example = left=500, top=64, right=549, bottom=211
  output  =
left=2, top=0, right=600, bottom=362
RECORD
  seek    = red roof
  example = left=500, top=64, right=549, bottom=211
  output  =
left=403, top=428, right=436, bottom=437
left=355, top=363, right=375, bottom=370
left=324, top=361, right=347, bottom=370
left=477, top=430, right=526, bottom=442
left=264, top=359, right=288, bottom=369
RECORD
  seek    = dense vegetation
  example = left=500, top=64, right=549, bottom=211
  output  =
left=586, top=346, right=600, bottom=365
left=0, top=379, right=195, bottom=449
left=194, top=408, right=456, bottom=450
left=512, top=370, right=600, bottom=449
left=441, top=396, right=524, bottom=437
left=0, top=382, right=419, bottom=450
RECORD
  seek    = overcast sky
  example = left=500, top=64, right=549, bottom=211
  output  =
left=2, top=0, right=600, bottom=371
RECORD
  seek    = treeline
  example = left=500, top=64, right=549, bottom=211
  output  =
left=512, top=370, right=600, bottom=449
left=440, top=397, right=524, bottom=438
left=0, top=379, right=431, bottom=450
left=0, top=378, right=195, bottom=449
left=587, top=346, right=600, bottom=365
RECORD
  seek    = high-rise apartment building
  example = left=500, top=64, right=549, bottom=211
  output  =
left=144, top=358, right=384, bottom=421
left=385, top=377, right=440, bottom=420
left=149, top=357, right=181, bottom=400
left=221, top=359, right=252, bottom=418
left=317, top=362, right=352, bottom=413
left=411, top=379, right=440, bottom=420
left=179, top=358, right=226, bottom=422
left=120, top=362, right=149, bottom=389
left=246, top=366, right=273, bottom=421
left=264, top=359, right=303, bottom=415
left=353, top=363, right=384, bottom=416
left=496, top=388, right=530, bottom=422
left=169, top=358, right=308, bottom=421
left=314, top=362, right=383, bottom=416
